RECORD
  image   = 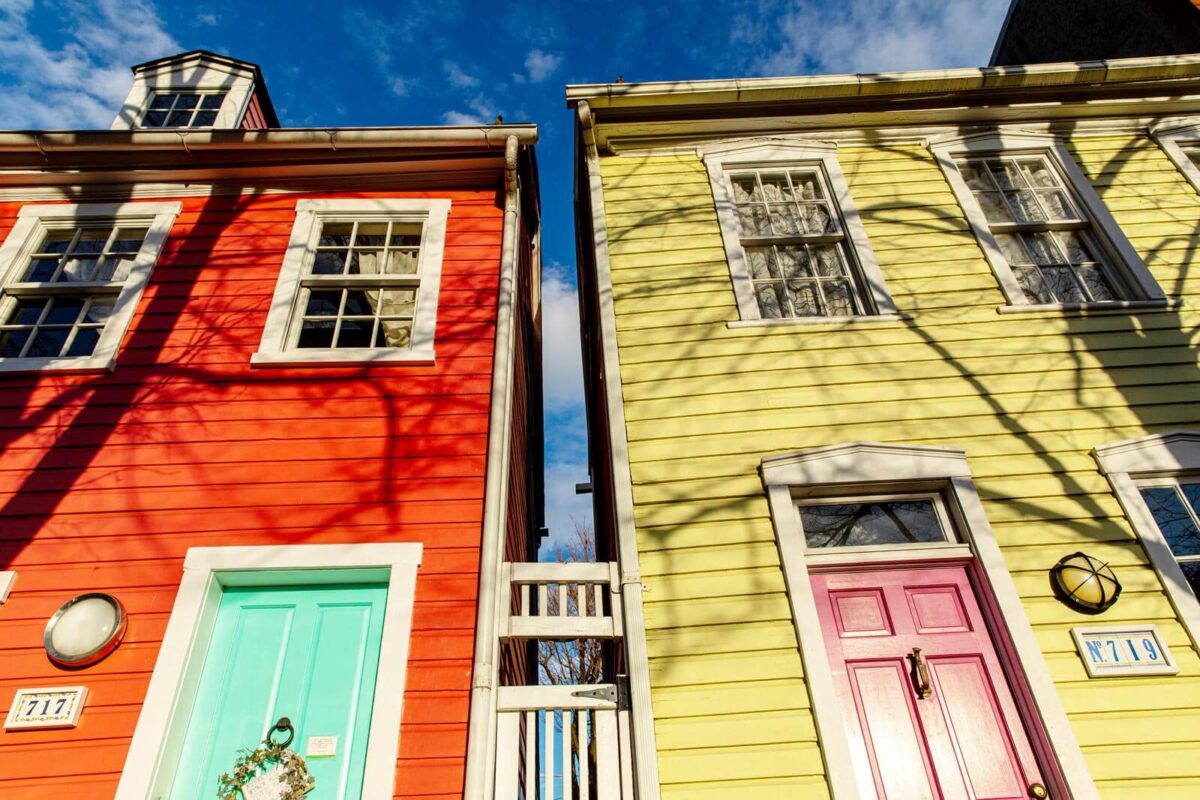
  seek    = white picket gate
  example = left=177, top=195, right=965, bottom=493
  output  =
left=495, top=684, right=632, bottom=799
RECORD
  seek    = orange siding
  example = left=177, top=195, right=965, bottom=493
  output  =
left=0, top=188, right=506, bottom=798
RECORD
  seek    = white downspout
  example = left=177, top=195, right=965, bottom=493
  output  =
left=463, top=134, right=521, bottom=800
left=577, top=101, right=663, bottom=800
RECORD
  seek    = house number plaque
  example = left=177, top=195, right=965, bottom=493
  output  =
left=1071, top=624, right=1178, bottom=677
left=4, top=686, right=87, bottom=730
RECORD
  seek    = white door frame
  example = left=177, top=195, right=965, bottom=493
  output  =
left=760, top=441, right=1097, bottom=800
left=114, top=543, right=422, bottom=800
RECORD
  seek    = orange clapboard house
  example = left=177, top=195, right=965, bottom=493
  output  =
left=0, top=52, right=543, bottom=798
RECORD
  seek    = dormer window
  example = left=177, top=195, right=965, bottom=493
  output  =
left=140, top=92, right=227, bottom=128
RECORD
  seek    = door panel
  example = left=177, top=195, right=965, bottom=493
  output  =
left=813, top=565, right=1044, bottom=800
left=169, top=584, right=387, bottom=800
left=847, top=660, right=940, bottom=800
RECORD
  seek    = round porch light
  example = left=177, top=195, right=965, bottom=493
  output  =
left=1051, top=552, right=1121, bottom=614
left=44, top=593, right=127, bottom=667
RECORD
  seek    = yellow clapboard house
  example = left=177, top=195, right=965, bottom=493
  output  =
left=568, top=56, right=1200, bottom=799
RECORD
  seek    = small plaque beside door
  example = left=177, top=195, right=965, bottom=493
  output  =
left=1071, top=624, right=1178, bottom=677
left=4, top=686, right=87, bottom=729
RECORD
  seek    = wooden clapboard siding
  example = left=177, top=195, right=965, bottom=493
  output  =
left=0, top=187, right=509, bottom=799
left=597, top=132, right=1200, bottom=798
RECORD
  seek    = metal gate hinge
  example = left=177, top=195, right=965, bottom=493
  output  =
left=571, top=684, right=617, bottom=704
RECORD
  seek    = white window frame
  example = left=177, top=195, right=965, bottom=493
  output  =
left=929, top=130, right=1167, bottom=312
left=114, top=542, right=422, bottom=800
left=0, top=202, right=180, bottom=373
left=1151, top=119, right=1200, bottom=197
left=138, top=90, right=229, bottom=129
left=1093, top=431, right=1200, bottom=653
left=761, top=441, right=1097, bottom=800
left=253, top=198, right=451, bottom=367
left=702, top=140, right=901, bottom=326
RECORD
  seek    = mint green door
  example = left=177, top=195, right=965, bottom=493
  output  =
left=168, top=583, right=388, bottom=800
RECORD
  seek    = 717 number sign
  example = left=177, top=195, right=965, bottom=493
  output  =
left=4, top=686, right=88, bottom=730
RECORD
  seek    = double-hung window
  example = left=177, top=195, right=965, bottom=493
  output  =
left=140, top=92, right=227, bottom=128
left=704, top=141, right=899, bottom=323
left=932, top=131, right=1166, bottom=310
left=1095, top=432, right=1200, bottom=651
left=254, top=199, right=450, bottom=366
left=0, top=202, right=180, bottom=372
left=1152, top=120, right=1200, bottom=197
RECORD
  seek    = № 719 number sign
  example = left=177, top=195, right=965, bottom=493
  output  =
left=1071, top=624, right=1179, bottom=678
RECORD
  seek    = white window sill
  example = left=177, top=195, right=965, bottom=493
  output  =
left=250, top=348, right=435, bottom=368
left=996, top=299, right=1182, bottom=316
left=0, top=354, right=116, bottom=374
left=727, top=313, right=911, bottom=329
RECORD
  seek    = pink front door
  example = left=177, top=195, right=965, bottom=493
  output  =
left=812, top=565, right=1046, bottom=800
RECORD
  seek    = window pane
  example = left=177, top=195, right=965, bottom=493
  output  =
left=149, top=94, right=175, bottom=110
left=84, top=297, right=116, bottom=324
left=1141, top=487, right=1200, bottom=557
left=311, top=252, right=346, bottom=275
left=823, top=280, right=856, bottom=316
left=1018, top=159, right=1059, bottom=188
left=350, top=251, right=383, bottom=275
left=811, top=245, right=845, bottom=277
left=385, top=250, right=419, bottom=275
left=38, top=231, right=75, bottom=255
left=1040, top=266, right=1085, bottom=303
left=989, top=161, right=1022, bottom=190
left=175, top=94, right=200, bottom=109
left=775, top=247, right=808, bottom=279
left=298, top=320, right=335, bottom=348
left=0, top=329, right=31, bottom=357
left=768, top=204, right=802, bottom=235
left=26, top=327, right=70, bottom=357
left=976, top=192, right=1013, bottom=223
left=377, top=289, right=415, bottom=317
left=1076, top=266, right=1115, bottom=302
left=1180, top=561, right=1200, bottom=599
left=24, top=258, right=60, bottom=282
left=758, top=174, right=792, bottom=202
left=791, top=172, right=822, bottom=200
left=6, top=298, right=48, bottom=325
left=59, top=257, right=99, bottom=282
left=800, top=204, right=833, bottom=235
left=335, top=319, right=373, bottom=348
left=800, top=500, right=948, bottom=548
left=1013, top=266, right=1053, bottom=304
left=304, top=290, right=342, bottom=317
left=745, top=247, right=776, bottom=279
left=342, top=291, right=375, bottom=316
left=376, top=320, right=412, bottom=348
left=66, top=327, right=100, bottom=356
left=44, top=298, right=84, bottom=325
left=319, top=223, right=354, bottom=248
left=730, top=175, right=761, bottom=203
left=958, top=162, right=992, bottom=191
left=755, top=283, right=786, bottom=318
left=1005, top=190, right=1044, bottom=222
left=191, top=111, right=219, bottom=127
left=785, top=280, right=821, bottom=316
left=141, top=110, right=168, bottom=127
left=737, top=205, right=771, bottom=236
left=993, top=233, right=1030, bottom=265
left=355, top=223, right=388, bottom=247
left=200, top=94, right=226, bottom=109
left=166, top=110, right=192, bottom=127
left=74, top=229, right=109, bottom=254
left=94, top=256, right=136, bottom=282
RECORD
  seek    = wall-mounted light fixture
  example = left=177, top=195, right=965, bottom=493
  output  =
left=44, top=593, right=127, bottom=667
left=1051, top=552, right=1121, bottom=614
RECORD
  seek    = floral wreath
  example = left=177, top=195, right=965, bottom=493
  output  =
left=217, top=725, right=314, bottom=799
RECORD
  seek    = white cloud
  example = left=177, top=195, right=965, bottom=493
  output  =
left=389, top=77, right=412, bottom=97
left=542, top=264, right=584, bottom=414
left=524, top=48, right=562, bottom=83
left=0, top=0, right=179, bottom=128
left=542, top=455, right=594, bottom=557
left=195, top=12, right=219, bottom=26
left=441, top=110, right=484, bottom=125
left=443, top=60, right=478, bottom=88
left=741, top=0, right=1009, bottom=76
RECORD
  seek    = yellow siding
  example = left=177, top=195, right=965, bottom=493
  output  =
left=598, top=133, right=1200, bottom=798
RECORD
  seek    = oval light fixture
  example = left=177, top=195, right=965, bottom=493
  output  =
left=1051, top=552, right=1121, bottom=614
left=44, top=593, right=127, bottom=667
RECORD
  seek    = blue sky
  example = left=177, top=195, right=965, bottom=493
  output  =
left=0, top=0, right=1011, bottom=554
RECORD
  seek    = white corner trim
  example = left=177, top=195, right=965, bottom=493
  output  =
left=0, top=570, right=14, bottom=604
left=1150, top=118, right=1200, bottom=197
left=114, top=542, right=423, bottom=800
left=929, top=129, right=1165, bottom=306
left=701, top=137, right=898, bottom=321
left=0, top=201, right=181, bottom=374
left=1094, top=430, right=1200, bottom=653
left=577, top=102, right=662, bottom=800
left=761, top=441, right=1098, bottom=800
left=254, top=198, right=451, bottom=365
